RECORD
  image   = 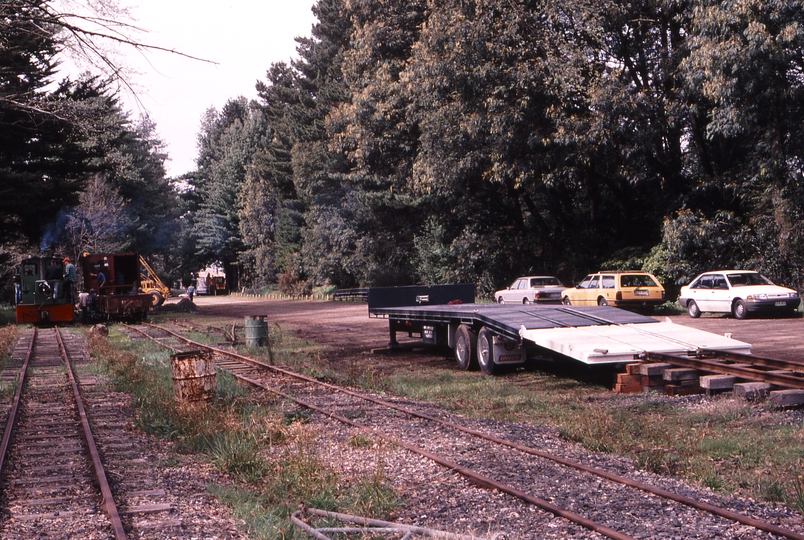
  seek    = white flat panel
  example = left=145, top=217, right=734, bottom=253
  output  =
left=519, top=322, right=751, bottom=364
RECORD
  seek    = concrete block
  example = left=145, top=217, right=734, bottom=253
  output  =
left=733, top=382, right=772, bottom=401
left=700, top=375, right=737, bottom=390
left=769, top=389, right=804, bottom=407
left=663, top=368, right=699, bottom=382
left=639, top=363, right=673, bottom=376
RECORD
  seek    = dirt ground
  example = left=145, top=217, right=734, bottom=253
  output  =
left=164, top=295, right=804, bottom=364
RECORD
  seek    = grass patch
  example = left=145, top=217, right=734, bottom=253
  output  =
left=88, top=325, right=403, bottom=539
left=0, top=306, right=16, bottom=327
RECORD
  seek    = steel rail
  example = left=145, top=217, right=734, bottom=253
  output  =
left=55, top=328, right=128, bottom=540
left=0, top=327, right=36, bottom=485
left=644, top=351, right=804, bottom=389
left=131, top=322, right=804, bottom=540
left=127, top=323, right=632, bottom=539
left=697, top=349, right=804, bottom=372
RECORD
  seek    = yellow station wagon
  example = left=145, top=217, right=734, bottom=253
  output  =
left=561, top=271, right=665, bottom=311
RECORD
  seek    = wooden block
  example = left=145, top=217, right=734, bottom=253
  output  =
left=664, top=384, right=704, bottom=396
left=769, top=389, right=804, bottom=407
left=733, top=382, right=772, bottom=401
left=700, top=375, right=737, bottom=390
left=663, top=368, right=699, bottom=382
left=638, top=363, right=673, bottom=376
left=626, top=363, right=642, bottom=375
left=640, top=374, right=665, bottom=387
left=616, top=373, right=641, bottom=385
left=614, top=381, right=642, bottom=394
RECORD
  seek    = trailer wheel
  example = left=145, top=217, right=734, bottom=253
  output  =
left=454, top=325, right=478, bottom=370
left=477, top=327, right=498, bottom=375
left=148, top=290, right=164, bottom=307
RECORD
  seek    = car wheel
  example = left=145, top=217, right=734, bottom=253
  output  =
left=597, top=297, right=608, bottom=306
left=497, top=296, right=505, bottom=304
left=477, top=327, right=498, bottom=375
left=732, top=299, right=748, bottom=319
left=454, top=325, right=478, bottom=370
left=562, top=296, right=571, bottom=305
left=523, top=298, right=531, bottom=305
left=687, top=300, right=701, bottom=318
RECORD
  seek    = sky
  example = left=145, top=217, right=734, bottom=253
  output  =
left=105, top=1, right=318, bottom=177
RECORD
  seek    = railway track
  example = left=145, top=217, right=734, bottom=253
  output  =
left=122, top=321, right=804, bottom=540
left=0, top=327, right=196, bottom=539
left=0, top=327, right=126, bottom=539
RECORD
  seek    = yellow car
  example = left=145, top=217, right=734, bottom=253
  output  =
left=561, top=271, right=665, bottom=310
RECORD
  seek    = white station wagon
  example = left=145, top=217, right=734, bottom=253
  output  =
left=494, top=276, right=564, bottom=304
left=678, top=270, right=800, bottom=319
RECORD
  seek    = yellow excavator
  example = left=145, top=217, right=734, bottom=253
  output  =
left=139, top=256, right=170, bottom=306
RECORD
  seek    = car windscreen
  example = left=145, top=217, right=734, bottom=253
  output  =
left=726, top=273, right=772, bottom=286
left=620, top=274, right=658, bottom=287
left=530, top=278, right=561, bottom=286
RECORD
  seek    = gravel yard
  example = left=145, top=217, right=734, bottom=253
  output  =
left=146, top=295, right=804, bottom=539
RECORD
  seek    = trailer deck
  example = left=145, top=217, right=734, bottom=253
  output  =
left=368, top=285, right=751, bottom=367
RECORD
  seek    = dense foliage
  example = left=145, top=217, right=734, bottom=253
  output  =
left=0, top=0, right=184, bottom=287
left=6, top=0, right=804, bottom=298
left=189, top=0, right=804, bottom=296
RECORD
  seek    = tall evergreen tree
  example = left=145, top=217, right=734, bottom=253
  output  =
left=0, top=1, right=94, bottom=247
left=191, top=98, right=269, bottom=280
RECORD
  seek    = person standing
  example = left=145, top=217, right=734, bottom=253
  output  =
left=62, top=257, right=77, bottom=304
left=12, top=273, right=21, bottom=304
left=86, top=289, right=97, bottom=321
left=46, top=258, right=62, bottom=299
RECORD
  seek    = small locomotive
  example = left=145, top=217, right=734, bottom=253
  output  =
left=15, top=252, right=153, bottom=324
left=14, top=256, right=75, bottom=324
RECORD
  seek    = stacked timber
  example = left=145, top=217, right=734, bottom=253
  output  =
left=613, top=363, right=704, bottom=395
left=613, top=364, right=642, bottom=393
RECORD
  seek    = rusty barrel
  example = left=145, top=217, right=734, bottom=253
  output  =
left=170, top=350, right=216, bottom=402
left=244, top=315, right=268, bottom=347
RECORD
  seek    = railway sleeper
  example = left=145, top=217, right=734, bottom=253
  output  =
left=618, top=360, right=804, bottom=404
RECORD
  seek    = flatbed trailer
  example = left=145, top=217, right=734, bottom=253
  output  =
left=368, top=285, right=752, bottom=374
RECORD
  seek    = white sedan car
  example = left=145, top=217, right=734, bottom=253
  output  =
left=678, top=270, right=800, bottom=319
left=494, top=276, right=564, bottom=304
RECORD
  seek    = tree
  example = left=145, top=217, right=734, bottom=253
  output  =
left=191, top=98, right=269, bottom=280
left=62, top=174, right=132, bottom=257
left=660, top=0, right=804, bottom=287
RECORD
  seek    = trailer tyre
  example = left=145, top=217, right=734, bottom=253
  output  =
left=477, top=327, right=498, bottom=375
left=454, top=325, right=478, bottom=370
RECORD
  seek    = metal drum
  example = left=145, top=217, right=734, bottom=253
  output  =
left=170, top=350, right=216, bottom=402
left=244, top=315, right=268, bottom=347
